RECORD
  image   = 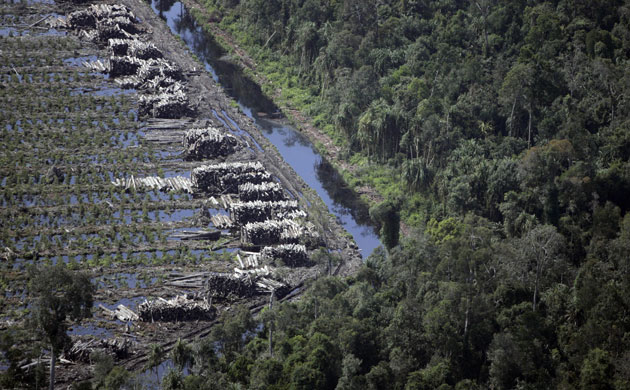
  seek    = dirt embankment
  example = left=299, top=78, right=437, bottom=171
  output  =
left=179, top=0, right=386, bottom=206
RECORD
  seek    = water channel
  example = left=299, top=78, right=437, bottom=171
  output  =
left=148, top=0, right=382, bottom=257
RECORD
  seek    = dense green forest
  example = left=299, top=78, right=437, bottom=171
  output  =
left=163, top=0, right=630, bottom=389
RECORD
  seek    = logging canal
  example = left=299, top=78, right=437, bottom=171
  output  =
left=148, top=0, right=382, bottom=257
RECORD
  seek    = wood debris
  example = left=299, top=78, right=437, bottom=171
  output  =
left=111, top=175, right=193, bottom=193
left=210, top=213, right=233, bottom=229
left=100, top=303, right=139, bottom=322
left=63, top=337, right=134, bottom=363
left=169, top=229, right=222, bottom=241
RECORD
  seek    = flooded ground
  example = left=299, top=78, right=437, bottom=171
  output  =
left=0, top=0, right=364, bottom=385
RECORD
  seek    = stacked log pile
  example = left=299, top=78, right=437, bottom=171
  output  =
left=111, top=175, right=193, bottom=193
left=66, top=4, right=141, bottom=42
left=108, top=38, right=163, bottom=60
left=138, top=58, right=184, bottom=82
left=205, top=272, right=290, bottom=299
left=241, top=219, right=304, bottom=246
left=229, top=200, right=299, bottom=225
left=139, top=83, right=190, bottom=119
left=63, top=337, right=133, bottom=363
left=205, top=273, right=257, bottom=299
left=108, top=55, right=144, bottom=77
left=184, top=127, right=238, bottom=160
left=237, top=252, right=261, bottom=269
left=65, top=4, right=192, bottom=119
left=137, top=295, right=215, bottom=322
left=238, top=182, right=286, bottom=202
left=191, top=162, right=271, bottom=194
left=261, top=244, right=308, bottom=266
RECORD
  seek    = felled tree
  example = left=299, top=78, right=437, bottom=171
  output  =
left=28, top=264, right=94, bottom=390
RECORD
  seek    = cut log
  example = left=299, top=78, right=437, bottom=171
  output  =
left=183, top=127, right=238, bottom=160
left=137, top=294, right=215, bottom=322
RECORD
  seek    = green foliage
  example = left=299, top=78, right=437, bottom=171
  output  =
left=369, top=200, right=400, bottom=250
left=28, top=263, right=94, bottom=389
left=184, top=0, right=630, bottom=388
left=579, top=348, right=614, bottom=390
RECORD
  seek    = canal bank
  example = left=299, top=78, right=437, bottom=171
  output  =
left=147, top=0, right=382, bottom=257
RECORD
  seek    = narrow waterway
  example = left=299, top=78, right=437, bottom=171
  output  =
left=148, top=0, right=381, bottom=257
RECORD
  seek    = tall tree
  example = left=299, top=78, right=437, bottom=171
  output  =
left=518, top=224, right=566, bottom=311
left=28, top=264, right=94, bottom=390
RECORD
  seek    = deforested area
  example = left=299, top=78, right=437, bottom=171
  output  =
left=139, top=0, right=630, bottom=389
left=0, top=0, right=362, bottom=388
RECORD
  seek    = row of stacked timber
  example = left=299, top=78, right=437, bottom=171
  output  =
left=238, top=182, right=286, bottom=202
left=183, top=127, right=239, bottom=160
left=64, top=4, right=141, bottom=42
left=137, top=295, right=215, bottom=322
left=260, top=244, right=309, bottom=266
left=192, top=162, right=271, bottom=194
left=138, top=83, right=190, bottom=119
left=64, top=4, right=191, bottom=118
left=204, top=272, right=290, bottom=299
left=241, top=219, right=304, bottom=246
left=108, top=38, right=163, bottom=60
left=229, top=200, right=299, bottom=225
left=110, top=174, right=193, bottom=193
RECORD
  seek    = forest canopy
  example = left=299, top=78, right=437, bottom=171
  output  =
left=177, top=0, right=630, bottom=388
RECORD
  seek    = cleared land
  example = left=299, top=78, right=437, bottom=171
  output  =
left=0, top=0, right=361, bottom=385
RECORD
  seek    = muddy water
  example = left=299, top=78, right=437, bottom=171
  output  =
left=148, top=0, right=381, bottom=257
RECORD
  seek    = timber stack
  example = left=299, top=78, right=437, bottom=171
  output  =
left=241, top=219, right=304, bottom=246
left=205, top=273, right=257, bottom=299
left=184, top=127, right=239, bottom=160
left=238, top=182, right=286, bottom=202
left=111, top=175, right=193, bottom=193
left=205, top=272, right=291, bottom=299
left=65, top=4, right=192, bottom=119
left=138, top=83, right=190, bottom=119
left=229, top=200, right=299, bottom=225
left=191, top=162, right=271, bottom=194
left=66, top=4, right=141, bottom=42
left=137, top=295, right=215, bottom=322
left=261, top=244, right=309, bottom=266
left=108, top=55, right=143, bottom=77
left=108, top=38, right=163, bottom=60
